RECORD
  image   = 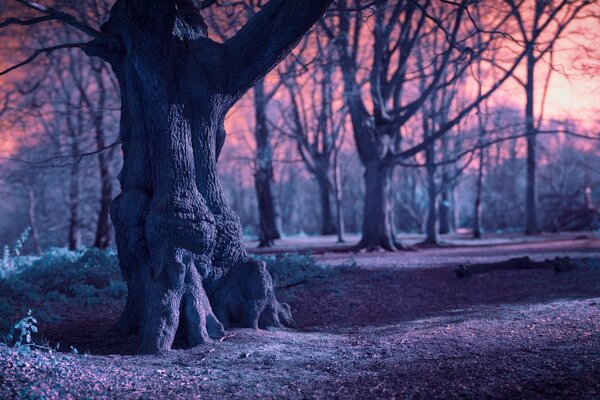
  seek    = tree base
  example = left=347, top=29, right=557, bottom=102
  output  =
left=115, top=257, right=294, bottom=354
left=257, top=239, right=276, bottom=248
left=353, top=236, right=417, bottom=252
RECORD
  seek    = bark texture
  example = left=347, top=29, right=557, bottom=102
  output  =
left=92, top=66, right=113, bottom=249
left=525, top=49, right=538, bottom=235
left=356, top=161, right=402, bottom=251
left=253, top=79, right=282, bottom=248
left=88, top=0, right=330, bottom=354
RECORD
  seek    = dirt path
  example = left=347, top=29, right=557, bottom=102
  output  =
left=3, top=298, right=599, bottom=399
left=1, top=238, right=599, bottom=399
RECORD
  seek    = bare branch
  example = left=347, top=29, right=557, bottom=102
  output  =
left=0, top=43, right=87, bottom=77
left=13, top=0, right=104, bottom=39
left=0, top=140, right=122, bottom=168
left=0, top=15, right=56, bottom=28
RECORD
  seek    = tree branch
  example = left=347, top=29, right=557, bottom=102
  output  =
left=0, top=140, right=122, bottom=168
left=223, top=0, right=333, bottom=101
left=13, top=0, right=104, bottom=40
left=0, top=15, right=56, bottom=28
left=0, top=43, right=87, bottom=77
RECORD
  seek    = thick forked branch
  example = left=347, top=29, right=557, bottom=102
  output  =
left=224, top=0, right=333, bottom=101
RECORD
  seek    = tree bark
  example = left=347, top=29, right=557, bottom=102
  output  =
left=333, top=154, right=345, bottom=243
left=92, top=66, right=113, bottom=249
left=27, top=188, right=42, bottom=255
left=525, top=49, right=538, bottom=235
left=438, top=186, right=452, bottom=235
left=316, top=175, right=336, bottom=235
left=356, top=160, right=401, bottom=251
left=92, top=0, right=330, bottom=354
left=67, top=119, right=81, bottom=251
left=68, top=162, right=80, bottom=251
left=423, top=138, right=438, bottom=245
left=253, top=79, right=282, bottom=247
left=473, top=155, right=483, bottom=239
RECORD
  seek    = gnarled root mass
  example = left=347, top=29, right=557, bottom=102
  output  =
left=98, top=0, right=311, bottom=354
left=111, top=188, right=294, bottom=355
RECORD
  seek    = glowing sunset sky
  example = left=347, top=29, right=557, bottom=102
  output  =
left=0, top=2, right=598, bottom=159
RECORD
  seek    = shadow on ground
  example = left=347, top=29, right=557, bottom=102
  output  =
left=40, top=258, right=600, bottom=356
left=287, top=260, right=600, bottom=330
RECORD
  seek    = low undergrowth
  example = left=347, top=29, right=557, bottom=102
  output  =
left=0, top=247, right=330, bottom=335
left=0, top=247, right=123, bottom=334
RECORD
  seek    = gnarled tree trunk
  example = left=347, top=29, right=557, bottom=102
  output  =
left=90, top=0, right=330, bottom=354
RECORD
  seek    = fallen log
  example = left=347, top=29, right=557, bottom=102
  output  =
left=455, top=256, right=575, bottom=278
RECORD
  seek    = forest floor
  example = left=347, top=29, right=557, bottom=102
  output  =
left=1, top=232, right=600, bottom=399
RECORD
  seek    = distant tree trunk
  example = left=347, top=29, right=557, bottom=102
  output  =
left=253, top=79, right=282, bottom=247
left=93, top=0, right=330, bottom=354
left=473, top=106, right=485, bottom=239
left=67, top=104, right=82, bottom=251
left=422, top=89, right=438, bottom=245
left=333, top=150, right=345, bottom=243
left=27, top=189, right=42, bottom=255
left=68, top=161, right=80, bottom=251
left=525, top=49, right=538, bottom=235
left=357, top=160, right=399, bottom=250
left=438, top=183, right=452, bottom=235
left=316, top=175, right=336, bottom=235
left=92, top=66, right=113, bottom=249
left=473, top=149, right=484, bottom=239
left=424, top=139, right=438, bottom=245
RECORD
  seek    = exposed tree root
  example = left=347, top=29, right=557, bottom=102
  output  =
left=209, top=258, right=294, bottom=330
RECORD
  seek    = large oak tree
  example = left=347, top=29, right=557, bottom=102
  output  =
left=1, top=0, right=332, bottom=354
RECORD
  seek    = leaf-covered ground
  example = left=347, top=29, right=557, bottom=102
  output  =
left=1, top=234, right=599, bottom=399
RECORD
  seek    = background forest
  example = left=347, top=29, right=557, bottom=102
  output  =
left=0, top=0, right=599, bottom=250
left=1, top=1, right=600, bottom=398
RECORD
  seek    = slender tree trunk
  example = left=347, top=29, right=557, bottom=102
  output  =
left=438, top=185, right=452, bottom=235
left=93, top=68, right=113, bottom=249
left=68, top=150, right=80, bottom=251
left=333, top=152, right=345, bottom=243
left=316, top=175, right=336, bottom=235
left=473, top=149, right=484, bottom=239
left=424, top=146, right=438, bottom=244
left=253, top=79, right=282, bottom=247
left=423, top=99, right=438, bottom=244
left=525, top=50, right=538, bottom=235
left=95, top=160, right=113, bottom=248
left=254, top=170, right=282, bottom=247
left=357, top=160, right=401, bottom=250
left=27, top=189, right=42, bottom=255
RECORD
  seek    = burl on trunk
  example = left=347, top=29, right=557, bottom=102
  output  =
left=86, top=0, right=331, bottom=354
